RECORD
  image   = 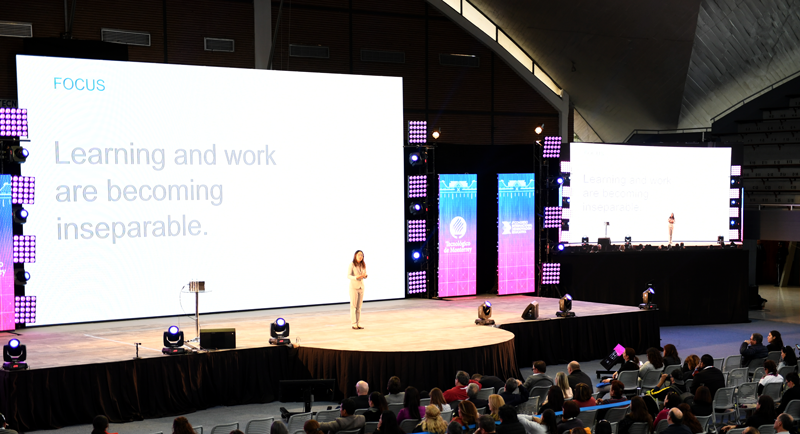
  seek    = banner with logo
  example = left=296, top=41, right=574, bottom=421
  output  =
left=438, top=174, right=477, bottom=297
left=0, top=175, right=15, bottom=331
left=498, top=174, right=536, bottom=295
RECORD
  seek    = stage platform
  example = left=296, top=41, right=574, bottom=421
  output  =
left=0, top=296, right=659, bottom=431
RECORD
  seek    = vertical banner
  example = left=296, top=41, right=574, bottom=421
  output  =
left=0, top=175, right=15, bottom=331
left=438, top=174, right=477, bottom=297
left=498, top=174, right=536, bottom=295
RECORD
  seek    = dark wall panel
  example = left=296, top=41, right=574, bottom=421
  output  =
left=271, top=6, right=350, bottom=74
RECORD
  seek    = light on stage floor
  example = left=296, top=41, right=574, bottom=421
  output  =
left=556, top=294, right=575, bottom=318
left=270, top=318, right=291, bottom=345
left=3, top=338, right=29, bottom=370
left=476, top=301, right=495, bottom=326
left=162, top=326, right=186, bottom=355
left=639, top=285, right=657, bottom=310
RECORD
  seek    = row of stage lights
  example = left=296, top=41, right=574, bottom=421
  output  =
left=406, top=121, right=432, bottom=295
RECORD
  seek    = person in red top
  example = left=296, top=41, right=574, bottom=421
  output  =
left=91, top=416, right=119, bottom=434
left=443, top=371, right=482, bottom=403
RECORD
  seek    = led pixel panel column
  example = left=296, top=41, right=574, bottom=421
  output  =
left=498, top=174, right=536, bottom=295
left=0, top=175, right=15, bottom=331
left=438, top=174, right=477, bottom=297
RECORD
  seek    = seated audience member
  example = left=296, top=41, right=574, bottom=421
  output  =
left=397, top=387, right=425, bottom=423
left=271, top=421, right=289, bottom=434
left=663, top=344, right=682, bottom=367
left=649, top=369, right=686, bottom=401
left=779, top=346, right=798, bottom=370
left=516, top=412, right=547, bottom=434
left=758, top=360, right=784, bottom=395
left=767, top=330, right=784, bottom=352
left=386, top=376, right=405, bottom=405
left=570, top=428, right=589, bottom=434
left=598, top=380, right=627, bottom=405
left=452, top=399, right=480, bottom=429
left=447, top=421, right=464, bottom=434
left=573, top=383, right=596, bottom=408
left=497, top=405, right=526, bottom=434
left=689, top=386, right=712, bottom=417
left=594, top=421, right=612, bottom=434
left=524, top=361, right=554, bottom=390
left=740, top=333, right=769, bottom=368
left=662, top=409, right=691, bottom=434
left=777, top=373, right=800, bottom=414
left=539, top=386, right=565, bottom=413
left=774, top=414, right=794, bottom=434
left=173, top=417, right=195, bottom=434
left=318, top=398, right=367, bottom=434
left=489, top=394, right=506, bottom=421
left=366, top=392, right=389, bottom=422
left=443, top=371, right=481, bottom=403
left=92, top=415, right=118, bottom=434
left=0, top=413, right=18, bottom=434
left=720, top=395, right=776, bottom=433
left=556, top=401, right=584, bottom=433
left=476, top=415, right=498, bottom=434
left=539, top=410, right=560, bottom=434
left=554, top=372, right=574, bottom=400
left=474, top=373, right=506, bottom=392
left=467, top=383, right=488, bottom=409
left=617, top=396, right=653, bottom=434
left=413, top=405, right=448, bottom=434
left=640, top=348, right=665, bottom=379
left=654, top=392, right=682, bottom=428
left=743, top=428, right=760, bottom=434
left=690, top=355, right=725, bottom=398
left=682, top=355, right=700, bottom=379
left=231, top=430, right=245, bottom=434
left=677, top=404, right=703, bottom=434
left=304, top=420, right=324, bottom=434
left=354, top=381, right=371, bottom=409
left=567, top=361, right=594, bottom=393
left=499, top=378, right=529, bottom=407
left=429, top=388, right=451, bottom=413
left=376, top=411, right=404, bottom=434
left=599, top=348, right=639, bottom=394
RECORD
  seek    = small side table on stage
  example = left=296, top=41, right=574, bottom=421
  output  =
left=181, top=281, right=208, bottom=350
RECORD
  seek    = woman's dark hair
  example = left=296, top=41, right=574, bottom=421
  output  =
left=379, top=411, right=404, bottom=434
left=457, top=400, right=479, bottom=426
left=610, top=380, right=624, bottom=398
left=429, top=388, right=447, bottom=411
left=754, top=395, right=776, bottom=420
left=783, top=346, right=798, bottom=367
left=304, top=420, right=321, bottom=434
left=545, top=385, right=565, bottom=411
left=595, top=420, right=612, bottom=434
left=387, top=376, right=403, bottom=395
left=764, top=360, right=778, bottom=375
left=271, top=421, right=289, bottom=434
left=664, top=344, right=679, bottom=360
left=403, top=386, right=421, bottom=420
left=173, top=417, right=195, bottom=434
left=447, top=421, right=462, bottom=434
left=664, top=392, right=681, bottom=409
left=770, top=331, right=784, bottom=348
left=352, top=250, right=366, bottom=268
left=624, top=347, right=636, bottom=360
left=370, top=391, right=389, bottom=413
left=677, top=404, right=702, bottom=434
left=540, top=409, right=559, bottom=434
left=92, top=415, right=109, bottom=434
left=694, top=386, right=712, bottom=405
left=646, top=347, right=664, bottom=369
left=628, top=396, right=653, bottom=424
left=573, top=383, right=592, bottom=402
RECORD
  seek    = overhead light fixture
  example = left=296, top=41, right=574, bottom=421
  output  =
left=556, top=294, right=575, bottom=318
left=535, top=124, right=544, bottom=135
left=432, top=128, right=441, bottom=140
left=14, top=270, right=30, bottom=286
left=162, top=325, right=186, bottom=355
left=521, top=301, right=539, bottom=320
left=408, top=152, right=424, bottom=166
left=639, top=285, right=657, bottom=310
left=270, top=317, right=291, bottom=345
left=476, top=301, right=495, bottom=325
left=3, top=338, right=29, bottom=370
left=12, top=205, right=28, bottom=224
left=411, top=249, right=424, bottom=263
left=409, top=202, right=425, bottom=216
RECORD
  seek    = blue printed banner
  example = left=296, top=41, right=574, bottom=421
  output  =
left=498, top=174, right=536, bottom=295
left=0, top=175, right=15, bottom=331
left=438, top=174, right=477, bottom=297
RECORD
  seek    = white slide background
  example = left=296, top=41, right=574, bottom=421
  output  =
left=16, top=55, right=405, bottom=326
left=569, top=143, right=731, bottom=243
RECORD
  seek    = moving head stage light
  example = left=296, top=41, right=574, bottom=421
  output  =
left=3, top=339, right=29, bottom=370
left=639, top=284, right=657, bottom=310
left=556, top=294, right=575, bottom=318
left=163, top=326, right=186, bottom=355
left=270, top=317, right=291, bottom=345
left=476, top=301, right=495, bottom=326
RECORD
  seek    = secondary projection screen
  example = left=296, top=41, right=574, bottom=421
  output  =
left=569, top=143, right=731, bottom=243
left=16, top=55, right=405, bottom=326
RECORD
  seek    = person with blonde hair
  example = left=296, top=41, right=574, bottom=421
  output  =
left=413, top=405, right=448, bottom=434
left=488, top=394, right=506, bottom=421
left=555, top=372, right=573, bottom=399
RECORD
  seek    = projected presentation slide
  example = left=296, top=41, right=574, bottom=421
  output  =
left=438, top=174, right=477, bottom=297
left=497, top=174, right=536, bottom=295
left=569, top=143, right=732, bottom=243
left=16, top=55, right=405, bottom=326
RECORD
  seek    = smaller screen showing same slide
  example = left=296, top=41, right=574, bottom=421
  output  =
left=498, top=174, right=536, bottom=295
left=438, top=174, right=477, bottom=297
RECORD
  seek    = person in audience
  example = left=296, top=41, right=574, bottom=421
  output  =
left=554, top=372, right=574, bottom=399
left=556, top=401, right=585, bottom=433
left=758, top=360, right=784, bottom=394
left=663, top=344, right=682, bottom=367
left=594, top=420, right=612, bottom=434
left=318, top=398, right=367, bottom=434
left=413, top=404, right=448, bottom=434
left=597, top=380, right=626, bottom=414
left=497, top=405, right=526, bottom=434
left=617, top=396, right=652, bottom=434
left=677, top=404, right=703, bottom=434
left=489, top=394, right=506, bottom=421
left=447, top=421, right=463, bottom=434
left=304, top=420, right=324, bottom=434
left=397, top=387, right=425, bottom=423
left=654, top=392, right=682, bottom=428
left=0, top=412, right=19, bottom=434
left=452, top=399, right=480, bottom=428
left=539, top=386, right=565, bottom=413
left=476, top=415, right=498, bottom=434
left=690, top=355, right=725, bottom=397
left=377, top=411, right=405, bottom=434
left=524, top=361, right=553, bottom=390
left=662, top=408, right=691, bottom=434
left=443, top=371, right=481, bottom=403
left=231, top=430, right=245, bottom=434
left=468, top=383, right=489, bottom=410
left=779, top=346, right=798, bottom=370
left=599, top=348, right=639, bottom=395
left=776, top=372, right=800, bottom=414
left=386, top=377, right=405, bottom=405
left=682, top=355, right=700, bottom=379
left=743, top=428, right=760, bottom=434
left=500, top=378, right=529, bottom=407
left=640, top=347, right=665, bottom=378
left=271, top=421, right=289, bottom=434
left=689, top=386, right=712, bottom=416
left=570, top=427, right=589, bottom=434
left=649, top=369, right=686, bottom=400
left=767, top=330, right=784, bottom=352
left=354, top=381, right=371, bottom=409
left=92, top=415, right=117, bottom=434
left=516, top=411, right=547, bottom=434
left=539, top=410, right=560, bottom=434
left=173, top=417, right=195, bottom=434
left=720, top=395, right=776, bottom=433
left=429, top=388, right=452, bottom=413
left=740, top=333, right=769, bottom=368
left=474, top=373, right=506, bottom=392
left=572, top=383, right=596, bottom=408
left=774, top=414, right=794, bottom=434
left=366, top=392, right=389, bottom=422
left=567, top=361, right=594, bottom=393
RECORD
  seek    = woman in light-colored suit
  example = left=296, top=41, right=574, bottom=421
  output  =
left=347, top=250, right=367, bottom=329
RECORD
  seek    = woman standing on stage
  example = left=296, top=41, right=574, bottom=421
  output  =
left=668, top=213, right=675, bottom=244
left=347, top=250, right=368, bottom=330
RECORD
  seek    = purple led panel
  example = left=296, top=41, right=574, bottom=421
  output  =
left=0, top=108, right=28, bottom=138
left=729, top=189, right=740, bottom=199
left=541, top=263, right=560, bottom=285
left=13, top=235, right=36, bottom=263
left=543, top=207, right=562, bottom=228
left=407, top=219, right=426, bottom=242
left=407, top=271, right=427, bottom=294
left=408, top=121, right=427, bottom=144
left=560, top=161, right=571, bottom=173
left=543, top=136, right=562, bottom=158
left=11, top=176, right=35, bottom=205
left=408, top=175, right=427, bottom=198
left=731, top=166, right=741, bottom=176
left=14, top=295, right=36, bottom=324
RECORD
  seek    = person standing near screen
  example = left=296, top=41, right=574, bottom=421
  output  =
left=668, top=213, right=675, bottom=244
left=348, top=250, right=368, bottom=330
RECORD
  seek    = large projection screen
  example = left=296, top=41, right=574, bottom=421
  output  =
left=16, top=55, right=405, bottom=326
left=569, top=143, right=731, bottom=243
